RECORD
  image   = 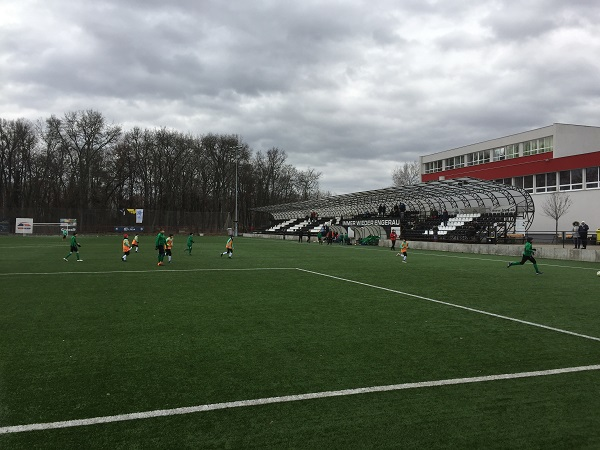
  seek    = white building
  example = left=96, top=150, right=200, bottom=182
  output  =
left=420, top=123, right=600, bottom=233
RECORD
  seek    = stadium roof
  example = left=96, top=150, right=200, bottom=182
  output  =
left=252, top=177, right=535, bottom=229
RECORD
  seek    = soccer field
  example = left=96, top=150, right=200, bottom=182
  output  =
left=1, top=235, right=600, bottom=449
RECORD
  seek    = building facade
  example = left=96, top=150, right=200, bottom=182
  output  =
left=420, top=123, right=600, bottom=232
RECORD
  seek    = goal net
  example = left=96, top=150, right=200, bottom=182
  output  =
left=32, top=222, right=77, bottom=236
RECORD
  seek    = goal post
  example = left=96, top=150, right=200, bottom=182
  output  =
left=27, top=219, right=78, bottom=236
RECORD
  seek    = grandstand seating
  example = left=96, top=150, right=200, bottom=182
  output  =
left=255, top=209, right=519, bottom=244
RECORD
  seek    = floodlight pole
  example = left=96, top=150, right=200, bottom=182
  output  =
left=234, top=145, right=241, bottom=237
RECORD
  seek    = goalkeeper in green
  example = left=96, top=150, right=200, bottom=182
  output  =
left=507, top=236, right=542, bottom=274
left=64, top=232, right=82, bottom=262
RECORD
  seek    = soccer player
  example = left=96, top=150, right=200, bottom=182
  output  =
left=64, top=232, right=82, bottom=262
left=184, top=232, right=194, bottom=255
left=507, top=236, right=543, bottom=274
left=221, top=235, right=234, bottom=258
left=165, top=234, right=174, bottom=263
left=396, top=238, right=409, bottom=263
left=155, top=230, right=167, bottom=266
left=131, top=234, right=139, bottom=253
left=122, top=234, right=131, bottom=262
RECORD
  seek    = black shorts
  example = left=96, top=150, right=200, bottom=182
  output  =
left=157, top=245, right=165, bottom=256
left=166, top=249, right=172, bottom=256
left=70, top=245, right=78, bottom=252
left=123, top=250, right=130, bottom=256
left=520, top=255, right=536, bottom=264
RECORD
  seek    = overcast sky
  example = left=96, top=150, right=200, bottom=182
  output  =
left=2, top=1, right=600, bottom=194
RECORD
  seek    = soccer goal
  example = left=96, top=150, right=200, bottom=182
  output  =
left=32, top=221, right=77, bottom=236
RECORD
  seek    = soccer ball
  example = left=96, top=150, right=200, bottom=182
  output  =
left=597, top=270, right=600, bottom=277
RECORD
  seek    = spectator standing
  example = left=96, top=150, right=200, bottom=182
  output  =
left=579, top=221, right=589, bottom=249
left=389, top=230, right=398, bottom=250
left=442, top=209, right=449, bottom=226
left=572, top=221, right=580, bottom=248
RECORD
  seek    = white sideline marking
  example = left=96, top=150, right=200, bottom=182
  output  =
left=0, top=267, right=294, bottom=277
left=297, top=268, right=600, bottom=342
left=415, top=251, right=599, bottom=271
left=1, top=364, right=599, bottom=435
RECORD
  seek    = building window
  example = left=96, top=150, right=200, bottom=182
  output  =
left=523, top=136, right=553, bottom=156
left=535, top=172, right=557, bottom=193
left=467, top=150, right=490, bottom=166
left=515, top=175, right=533, bottom=193
left=506, top=144, right=519, bottom=159
left=523, top=175, right=533, bottom=193
left=514, top=176, right=523, bottom=189
left=559, top=169, right=583, bottom=191
left=585, top=167, right=599, bottom=189
left=425, top=160, right=443, bottom=174
left=493, top=147, right=505, bottom=161
left=445, top=155, right=465, bottom=170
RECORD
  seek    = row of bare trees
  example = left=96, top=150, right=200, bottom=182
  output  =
left=0, top=110, right=322, bottom=230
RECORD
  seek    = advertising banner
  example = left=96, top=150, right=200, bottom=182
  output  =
left=16, top=218, right=34, bottom=234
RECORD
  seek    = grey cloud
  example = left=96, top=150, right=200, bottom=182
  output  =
left=3, top=1, right=600, bottom=193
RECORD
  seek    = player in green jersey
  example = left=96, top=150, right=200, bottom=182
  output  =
left=155, top=230, right=167, bottom=266
left=64, top=232, right=82, bottom=261
left=184, top=232, right=194, bottom=255
left=507, top=236, right=542, bottom=274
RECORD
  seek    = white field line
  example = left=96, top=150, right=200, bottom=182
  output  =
left=297, top=268, right=600, bottom=343
left=413, top=251, right=599, bottom=271
left=0, top=267, right=295, bottom=276
left=1, top=364, right=599, bottom=435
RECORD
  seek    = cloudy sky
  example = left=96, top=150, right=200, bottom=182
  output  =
left=2, top=1, right=600, bottom=194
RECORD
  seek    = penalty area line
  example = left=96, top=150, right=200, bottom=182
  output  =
left=296, top=268, right=600, bottom=343
left=1, top=364, right=599, bottom=434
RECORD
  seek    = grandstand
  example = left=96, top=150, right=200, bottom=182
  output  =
left=251, top=178, right=534, bottom=244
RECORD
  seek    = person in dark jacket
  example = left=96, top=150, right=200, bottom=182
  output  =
left=578, top=221, right=589, bottom=249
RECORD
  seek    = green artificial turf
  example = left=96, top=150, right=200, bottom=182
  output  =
left=1, top=235, right=599, bottom=448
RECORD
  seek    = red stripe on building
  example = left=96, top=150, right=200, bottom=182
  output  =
left=422, top=150, right=600, bottom=182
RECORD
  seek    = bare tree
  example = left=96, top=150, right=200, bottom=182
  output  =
left=541, top=192, right=572, bottom=235
left=295, top=167, right=322, bottom=200
left=392, top=161, right=420, bottom=186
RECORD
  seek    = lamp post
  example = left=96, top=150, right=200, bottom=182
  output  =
left=234, top=145, right=241, bottom=237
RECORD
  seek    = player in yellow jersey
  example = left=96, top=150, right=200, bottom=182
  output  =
left=122, top=234, right=131, bottom=262
left=396, top=239, right=409, bottom=263
left=165, top=234, right=174, bottom=263
left=221, top=235, right=234, bottom=258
